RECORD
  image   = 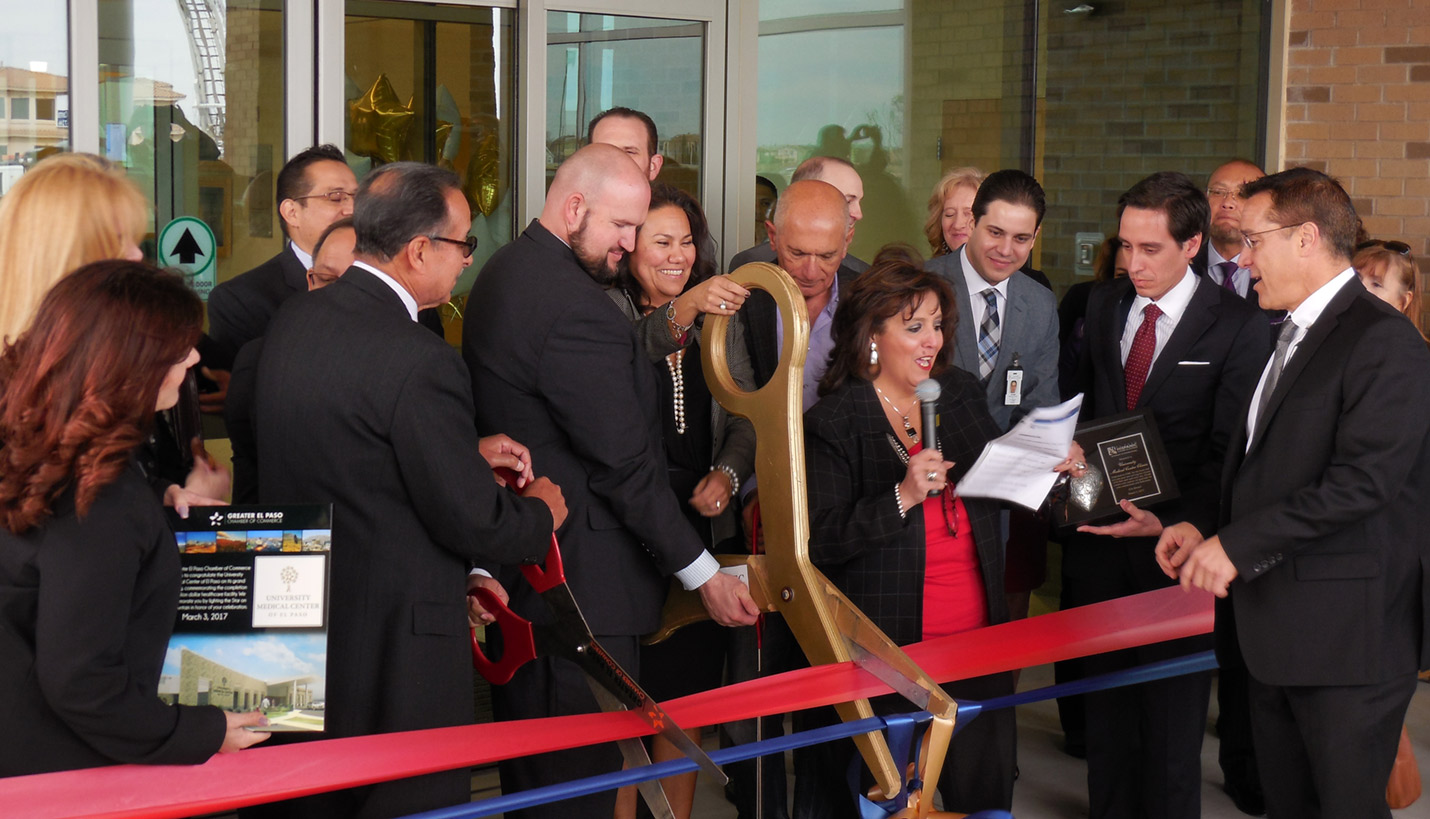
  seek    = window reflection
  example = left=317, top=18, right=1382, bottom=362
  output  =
left=97, top=0, right=285, bottom=301
left=0, top=2, right=70, bottom=183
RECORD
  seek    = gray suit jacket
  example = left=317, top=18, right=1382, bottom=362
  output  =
left=927, top=247, right=1060, bottom=429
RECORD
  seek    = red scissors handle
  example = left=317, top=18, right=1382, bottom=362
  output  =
left=469, top=586, right=536, bottom=685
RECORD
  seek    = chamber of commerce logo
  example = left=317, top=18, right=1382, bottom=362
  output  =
left=209, top=512, right=225, bottom=526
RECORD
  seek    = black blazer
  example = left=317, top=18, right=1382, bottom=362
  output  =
left=0, top=464, right=226, bottom=776
left=1216, top=278, right=1430, bottom=687
left=207, top=246, right=307, bottom=370
left=464, top=221, right=706, bottom=637
left=804, top=367, right=1008, bottom=646
left=208, top=246, right=446, bottom=372
left=1078, top=275, right=1270, bottom=536
left=736, top=265, right=861, bottom=388
left=255, top=268, right=553, bottom=744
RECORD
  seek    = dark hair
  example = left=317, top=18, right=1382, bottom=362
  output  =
left=352, top=162, right=463, bottom=262
left=1117, top=171, right=1208, bottom=245
left=0, top=261, right=202, bottom=533
left=312, top=216, right=355, bottom=259
left=614, top=182, right=717, bottom=308
left=870, top=242, right=926, bottom=268
left=972, top=169, right=1047, bottom=227
left=275, top=144, right=347, bottom=239
left=756, top=175, right=778, bottom=195
left=1240, top=167, right=1358, bottom=262
left=1094, top=234, right=1122, bottom=283
left=819, top=259, right=957, bottom=397
left=792, top=155, right=856, bottom=185
left=587, top=107, right=659, bottom=157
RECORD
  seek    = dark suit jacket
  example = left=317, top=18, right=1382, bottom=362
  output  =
left=0, top=463, right=226, bottom=776
left=733, top=265, right=860, bottom=388
left=208, top=246, right=307, bottom=370
left=226, top=337, right=262, bottom=504
left=208, top=246, right=446, bottom=371
left=1216, top=277, right=1430, bottom=687
left=464, top=221, right=706, bottom=637
left=804, top=368, right=1008, bottom=646
left=1078, top=275, right=1270, bottom=538
left=254, top=267, right=552, bottom=810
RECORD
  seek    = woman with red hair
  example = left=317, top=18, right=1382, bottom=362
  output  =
left=0, top=260, right=268, bottom=776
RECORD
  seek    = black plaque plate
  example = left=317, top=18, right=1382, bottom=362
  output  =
left=1053, top=407, right=1179, bottom=529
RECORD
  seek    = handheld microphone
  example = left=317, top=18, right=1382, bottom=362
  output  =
left=915, top=378, right=942, bottom=496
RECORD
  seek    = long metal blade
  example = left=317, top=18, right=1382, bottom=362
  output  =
left=589, top=683, right=678, bottom=819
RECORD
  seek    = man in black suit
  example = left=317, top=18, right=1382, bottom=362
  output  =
left=463, top=144, right=758, bottom=819
left=208, top=144, right=356, bottom=369
left=1072, top=172, right=1270, bottom=819
left=729, top=155, right=869, bottom=275
left=254, top=162, right=564, bottom=818
left=1159, top=168, right=1430, bottom=819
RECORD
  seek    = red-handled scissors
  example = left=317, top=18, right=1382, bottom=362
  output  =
left=469, top=469, right=726, bottom=799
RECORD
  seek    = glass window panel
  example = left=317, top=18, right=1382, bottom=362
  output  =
left=0, top=1, right=68, bottom=175
left=345, top=2, right=516, bottom=304
left=545, top=11, right=705, bottom=199
left=758, top=1, right=1264, bottom=292
left=97, top=0, right=286, bottom=305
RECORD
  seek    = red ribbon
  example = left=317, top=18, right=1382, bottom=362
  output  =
left=1, top=586, right=1212, bottom=819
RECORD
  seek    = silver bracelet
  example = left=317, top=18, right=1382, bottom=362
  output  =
left=666, top=300, right=694, bottom=335
left=714, top=463, right=741, bottom=497
left=893, top=482, right=907, bottom=520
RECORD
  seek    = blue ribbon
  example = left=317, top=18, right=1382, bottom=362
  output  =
left=400, top=650, right=1218, bottom=819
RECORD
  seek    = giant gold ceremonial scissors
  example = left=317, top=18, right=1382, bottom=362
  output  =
left=657, top=262, right=961, bottom=817
left=470, top=471, right=725, bottom=819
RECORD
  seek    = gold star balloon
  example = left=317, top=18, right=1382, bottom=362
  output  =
left=350, top=74, right=414, bottom=165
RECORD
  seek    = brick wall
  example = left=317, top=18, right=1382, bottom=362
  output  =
left=1039, top=0, right=1263, bottom=290
left=1283, top=0, right=1430, bottom=328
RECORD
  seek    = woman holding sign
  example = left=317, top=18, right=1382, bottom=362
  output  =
left=0, top=260, right=268, bottom=776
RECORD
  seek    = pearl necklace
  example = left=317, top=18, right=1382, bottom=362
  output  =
left=873, top=384, right=918, bottom=443
left=667, top=349, right=686, bottom=435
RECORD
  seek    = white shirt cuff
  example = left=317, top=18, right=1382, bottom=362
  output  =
left=674, top=550, right=720, bottom=590
left=468, top=567, right=493, bottom=579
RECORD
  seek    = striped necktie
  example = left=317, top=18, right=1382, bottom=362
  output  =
left=977, top=288, right=1001, bottom=381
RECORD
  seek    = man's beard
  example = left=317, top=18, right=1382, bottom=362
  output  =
left=570, top=216, right=619, bottom=285
left=1208, top=221, right=1241, bottom=248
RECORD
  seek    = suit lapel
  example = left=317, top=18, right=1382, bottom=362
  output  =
left=279, top=245, right=308, bottom=293
left=938, top=252, right=979, bottom=374
left=1138, top=277, right=1218, bottom=403
left=1246, top=278, right=1360, bottom=454
left=995, top=274, right=1027, bottom=374
left=1102, top=282, right=1134, bottom=412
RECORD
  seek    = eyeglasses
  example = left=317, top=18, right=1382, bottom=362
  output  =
left=1206, top=187, right=1238, bottom=200
left=1356, top=239, right=1412, bottom=256
left=1242, top=222, right=1307, bottom=250
left=429, top=235, right=479, bottom=258
left=293, top=189, right=357, bottom=205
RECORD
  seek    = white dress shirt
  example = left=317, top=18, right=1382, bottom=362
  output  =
left=1119, top=268, right=1200, bottom=367
left=1244, top=268, right=1356, bottom=446
left=352, top=260, right=419, bottom=321
left=1207, top=244, right=1250, bottom=298
left=960, top=247, right=1010, bottom=328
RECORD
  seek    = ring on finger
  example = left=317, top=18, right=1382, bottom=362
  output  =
left=926, top=471, right=938, bottom=482
left=719, top=300, right=728, bottom=311
left=1074, top=461, right=1086, bottom=470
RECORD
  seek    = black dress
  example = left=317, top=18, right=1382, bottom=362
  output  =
left=639, top=343, right=727, bottom=702
left=0, top=461, right=227, bottom=776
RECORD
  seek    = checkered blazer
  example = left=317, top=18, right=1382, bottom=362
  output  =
left=804, top=367, right=1008, bottom=646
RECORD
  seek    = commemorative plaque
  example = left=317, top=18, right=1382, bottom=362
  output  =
left=1053, top=408, right=1179, bottom=529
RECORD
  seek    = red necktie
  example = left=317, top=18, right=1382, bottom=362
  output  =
left=1124, top=303, right=1162, bottom=409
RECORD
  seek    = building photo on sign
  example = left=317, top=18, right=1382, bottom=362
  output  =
left=166, top=505, right=332, bottom=732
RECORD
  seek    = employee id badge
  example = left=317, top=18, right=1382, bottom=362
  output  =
left=1004, top=354, right=1023, bottom=406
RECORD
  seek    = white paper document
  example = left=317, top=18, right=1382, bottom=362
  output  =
left=955, top=394, right=1083, bottom=509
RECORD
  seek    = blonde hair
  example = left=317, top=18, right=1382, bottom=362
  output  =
left=923, top=166, right=985, bottom=256
left=0, top=153, right=150, bottom=344
left=1353, top=244, right=1424, bottom=335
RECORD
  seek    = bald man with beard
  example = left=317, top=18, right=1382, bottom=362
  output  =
left=463, top=144, right=758, bottom=818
